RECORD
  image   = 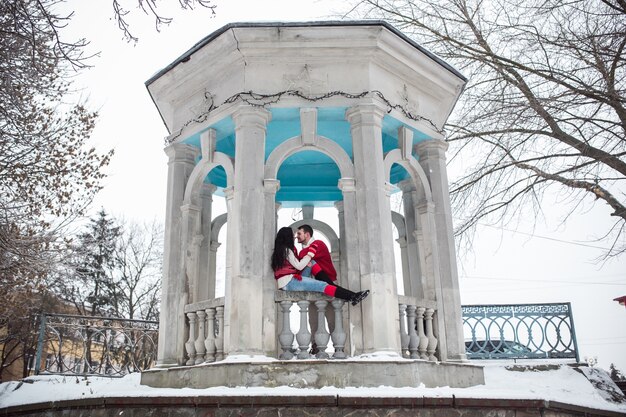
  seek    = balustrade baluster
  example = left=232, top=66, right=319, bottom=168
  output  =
left=314, top=300, right=330, bottom=359
left=399, top=304, right=409, bottom=358
left=425, top=308, right=438, bottom=361
left=417, top=307, right=428, bottom=359
left=185, top=312, right=197, bottom=365
left=194, top=310, right=207, bottom=364
left=278, top=301, right=295, bottom=360
left=331, top=299, right=346, bottom=359
left=406, top=305, right=419, bottom=359
left=296, top=300, right=311, bottom=359
left=215, top=306, right=224, bottom=361
left=204, top=308, right=216, bottom=363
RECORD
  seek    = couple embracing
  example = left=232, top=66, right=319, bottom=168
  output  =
left=271, top=224, right=369, bottom=305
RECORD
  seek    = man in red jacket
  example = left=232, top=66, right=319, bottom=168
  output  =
left=296, top=224, right=368, bottom=354
left=296, top=225, right=337, bottom=284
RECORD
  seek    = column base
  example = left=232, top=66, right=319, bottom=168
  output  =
left=154, top=359, right=181, bottom=368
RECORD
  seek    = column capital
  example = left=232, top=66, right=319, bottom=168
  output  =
left=263, top=179, right=280, bottom=194
left=200, top=184, right=217, bottom=199
left=396, top=236, right=408, bottom=247
left=164, top=143, right=199, bottom=164
left=414, top=139, right=449, bottom=160
left=337, top=178, right=356, bottom=193
left=181, top=203, right=202, bottom=215
left=384, top=183, right=395, bottom=197
left=334, top=201, right=344, bottom=212
left=223, top=186, right=234, bottom=201
left=416, top=201, right=435, bottom=214
left=345, top=101, right=387, bottom=127
left=398, top=178, right=416, bottom=193
left=232, top=105, right=272, bottom=131
left=210, top=241, right=221, bottom=252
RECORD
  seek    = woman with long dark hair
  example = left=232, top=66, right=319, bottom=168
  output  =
left=271, top=227, right=369, bottom=305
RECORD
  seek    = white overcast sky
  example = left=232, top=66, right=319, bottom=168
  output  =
left=58, top=0, right=626, bottom=372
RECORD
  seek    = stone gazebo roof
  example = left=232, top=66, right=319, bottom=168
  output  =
left=146, top=21, right=466, bottom=207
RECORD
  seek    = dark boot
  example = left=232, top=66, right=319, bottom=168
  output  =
left=350, top=290, right=370, bottom=306
left=333, top=286, right=358, bottom=302
left=313, top=270, right=335, bottom=285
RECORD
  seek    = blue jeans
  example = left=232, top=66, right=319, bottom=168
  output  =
left=284, top=276, right=327, bottom=293
left=300, top=260, right=315, bottom=279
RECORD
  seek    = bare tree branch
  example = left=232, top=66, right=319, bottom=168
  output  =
left=348, top=0, right=626, bottom=257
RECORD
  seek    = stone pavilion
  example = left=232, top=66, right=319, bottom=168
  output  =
left=140, top=21, right=484, bottom=389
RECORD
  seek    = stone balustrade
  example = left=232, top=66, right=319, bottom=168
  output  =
left=183, top=294, right=439, bottom=363
left=183, top=297, right=225, bottom=365
left=398, top=296, right=439, bottom=361
left=274, top=291, right=348, bottom=360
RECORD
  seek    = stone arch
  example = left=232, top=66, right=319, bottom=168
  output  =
left=383, top=149, right=432, bottom=203
left=391, top=211, right=406, bottom=240
left=184, top=152, right=234, bottom=206
left=210, top=213, right=228, bottom=243
left=289, top=219, right=340, bottom=253
left=264, top=135, right=354, bottom=180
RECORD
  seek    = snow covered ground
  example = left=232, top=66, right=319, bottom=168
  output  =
left=0, top=363, right=625, bottom=414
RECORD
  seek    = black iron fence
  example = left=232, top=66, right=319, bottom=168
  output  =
left=34, top=313, right=159, bottom=377
left=462, top=303, right=579, bottom=361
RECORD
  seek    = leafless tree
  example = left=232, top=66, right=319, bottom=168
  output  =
left=54, top=212, right=162, bottom=321
left=0, top=0, right=207, bottom=380
left=112, top=0, right=216, bottom=43
left=109, top=220, right=163, bottom=321
left=348, top=0, right=626, bottom=257
left=0, top=1, right=113, bottom=350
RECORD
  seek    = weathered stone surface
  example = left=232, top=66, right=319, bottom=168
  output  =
left=140, top=360, right=484, bottom=389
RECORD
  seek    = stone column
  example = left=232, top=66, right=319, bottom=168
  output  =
left=197, top=184, right=216, bottom=302
left=302, top=204, right=314, bottom=220
left=415, top=202, right=447, bottom=359
left=346, top=102, right=400, bottom=355
left=414, top=139, right=466, bottom=361
left=336, top=183, right=363, bottom=355
left=396, top=236, right=409, bottom=296
left=399, top=180, right=423, bottom=298
left=180, top=203, right=202, bottom=303
left=223, top=187, right=234, bottom=297
left=157, top=143, right=199, bottom=367
left=223, top=106, right=271, bottom=356
left=207, top=241, right=220, bottom=300
left=262, top=179, right=280, bottom=355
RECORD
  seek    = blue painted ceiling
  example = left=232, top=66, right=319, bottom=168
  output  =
left=183, top=107, right=430, bottom=207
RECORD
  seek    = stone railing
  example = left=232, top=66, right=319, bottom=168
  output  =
left=398, top=296, right=438, bottom=361
left=183, top=294, right=438, bottom=363
left=183, top=297, right=225, bottom=365
left=274, top=291, right=348, bottom=360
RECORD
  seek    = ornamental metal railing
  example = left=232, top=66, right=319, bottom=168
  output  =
left=462, top=303, right=579, bottom=361
left=34, top=313, right=159, bottom=377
